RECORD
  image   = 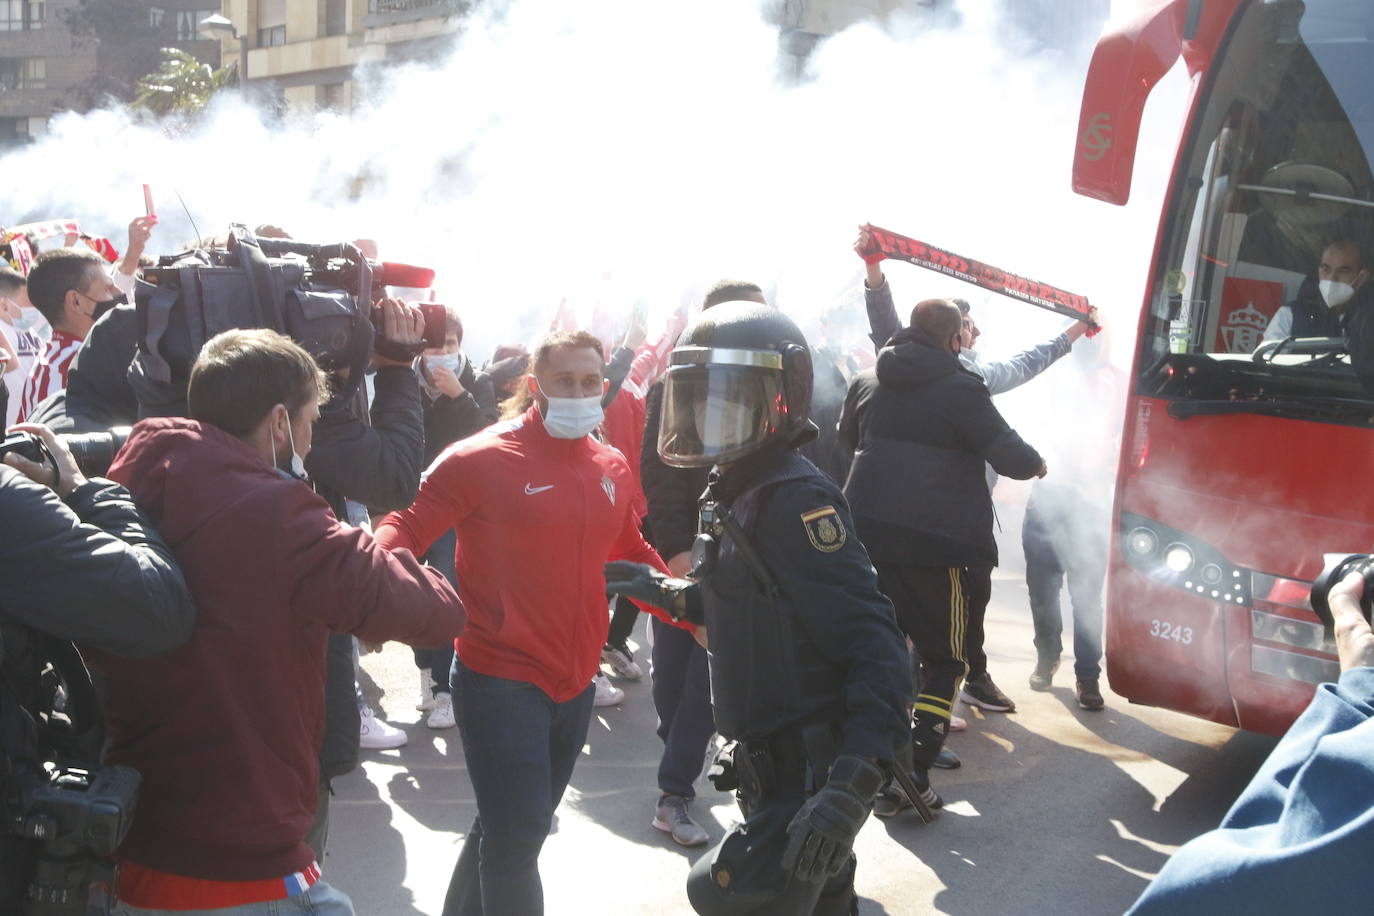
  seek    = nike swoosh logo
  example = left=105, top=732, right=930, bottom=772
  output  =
left=524, top=483, right=555, bottom=495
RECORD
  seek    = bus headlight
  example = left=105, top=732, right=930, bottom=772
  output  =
left=1164, top=543, right=1195, bottom=574
left=1126, top=527, right=1159, bottom=557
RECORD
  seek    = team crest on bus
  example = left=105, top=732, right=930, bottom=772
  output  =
left=1220, top=301, right=1269, bottom=353
left=801, top=506, right=845, bottom=552
left=600, top=475, right=616, bottom=506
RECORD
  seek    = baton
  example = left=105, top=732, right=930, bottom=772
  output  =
left=863, top=223, right=1099, bottom=335
left=887, top=764, right=936, bottom=824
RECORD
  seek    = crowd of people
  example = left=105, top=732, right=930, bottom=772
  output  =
left=2, top=214, right=1370, bottom=915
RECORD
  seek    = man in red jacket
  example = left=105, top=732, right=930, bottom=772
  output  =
left=375, top=329, right=681, bottom=916
left=89, top=329, right=465, bottom=915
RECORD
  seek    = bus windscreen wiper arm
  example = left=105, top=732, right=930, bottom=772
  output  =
left=1169, top=396, right=1374, bottom=420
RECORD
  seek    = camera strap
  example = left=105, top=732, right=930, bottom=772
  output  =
left=236, top=231, right=285, bottom=334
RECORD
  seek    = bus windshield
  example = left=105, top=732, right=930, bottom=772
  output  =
left=1140, top=0, right=1374, bottom=421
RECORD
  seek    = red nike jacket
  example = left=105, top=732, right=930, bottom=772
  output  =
left=375, top=404, right=682, bottom=701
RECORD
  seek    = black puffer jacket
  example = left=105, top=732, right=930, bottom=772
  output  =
left=838, top=325, right=1043, bottom=567
left=0, top=467, right=196, bottom=910
left=305, top=366, right=426, bottom=781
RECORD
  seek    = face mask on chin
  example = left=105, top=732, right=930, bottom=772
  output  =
left=275, top=414, right=310, bottom=482
left=1319, top=279, right=1357, bottom=309
left=537, top=380, right=603, bottom=439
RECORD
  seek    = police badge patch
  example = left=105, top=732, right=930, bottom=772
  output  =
left=801, top=506, right=846, bottom=552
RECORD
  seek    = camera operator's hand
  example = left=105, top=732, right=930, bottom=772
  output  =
left=1328, top=570, right=1374, bottom=672
left=3, top=423, right=88, bottom=497
left=372, top=299, right=426, bottom=369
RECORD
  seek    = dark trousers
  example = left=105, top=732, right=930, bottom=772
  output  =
left=414, top=529, right=457, bottom=695
left=1023, top=506, right=1106, bottom=680
left=963, top=566, right=993, bottom=680
left=607, top=594, right=639, bottom=648
left=442, top=660, right=595, bottom=916
left=875, top=563, right=969, bottom=768
left=686, top=753, right=857, bottom=916
left=651, top=615, right=716, bottom=798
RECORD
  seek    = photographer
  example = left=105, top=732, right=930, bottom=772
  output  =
left=88, top=328, right=463, bottom=914
left=0, top=423, right=196, bottom=910
left=1128, top=570, right=1374, bottom=914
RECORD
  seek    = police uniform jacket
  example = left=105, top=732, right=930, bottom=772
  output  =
left=696, top=444, right=910, bottom=763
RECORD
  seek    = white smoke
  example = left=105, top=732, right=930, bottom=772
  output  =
left=0, top=0, right=1187, bottom=365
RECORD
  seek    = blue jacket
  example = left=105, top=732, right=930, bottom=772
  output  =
left=1128, top=667, right=1374, bottom=914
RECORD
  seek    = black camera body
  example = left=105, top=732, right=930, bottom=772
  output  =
left=6, top=765, right=140, bottom=915
left=132, top=227, right=443, bottom=413
left=0, top=429, right=131, bottom=481
left=1309, top=553, right=1374, bottom=629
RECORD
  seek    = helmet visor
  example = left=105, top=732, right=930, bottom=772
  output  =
left=658, top=362, right=786, bottom=468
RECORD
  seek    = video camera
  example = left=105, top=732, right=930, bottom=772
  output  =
left=0, top=429, right=131, bottom=481
left=4, top=765, right=140, bottom=915
left=1310, top=553, right=1374, bottom=629
left=132, top=225, right=445, bottom=411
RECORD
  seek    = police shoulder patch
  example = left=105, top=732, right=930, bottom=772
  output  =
left=800, top=506, right=846, bottom=553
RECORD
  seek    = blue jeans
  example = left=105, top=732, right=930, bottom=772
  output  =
left=113, top=879, right=354, bottom=915
left=442, top=660, right=595, bottom=916
left=1023, top=503, right=1106, bottom=680
left=650, top=616, right=715, bottom=798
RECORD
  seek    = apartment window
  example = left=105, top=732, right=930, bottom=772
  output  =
left=325, top=0, right=346, bottom=36
left=0, top=57, right=45, bottom=90
left=175, top=9, right=216, bottom=41
left=0, top=116, right=31, bottom=143
left=149, top=6, right=164, bottom=29
left=257, top=0, right=285, bottom=47
left=0, top=1, right=42, bottom=31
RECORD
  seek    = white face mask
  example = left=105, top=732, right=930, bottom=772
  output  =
left=424, top=352, right=466, bottom=376
left=276, top=414, right=309, bottom=481
left=538, top=381, right=603, bottom=439
left=13, top=308, right=43, bottom=332
left=1319, top=279, right=1357, bottom=309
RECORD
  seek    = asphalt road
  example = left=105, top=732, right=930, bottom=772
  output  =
left=334, top=568, right=1277, bottom=916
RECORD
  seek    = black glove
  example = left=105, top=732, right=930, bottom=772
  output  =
left=779, top=755, right=885, bottom=882
left=603, top=561, right=699, bottom=622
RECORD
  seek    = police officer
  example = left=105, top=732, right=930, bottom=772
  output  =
left=605, top=301, right=914, bottom=915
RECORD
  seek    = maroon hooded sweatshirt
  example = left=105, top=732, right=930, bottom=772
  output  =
left=88, top=418, right=465, bottom=881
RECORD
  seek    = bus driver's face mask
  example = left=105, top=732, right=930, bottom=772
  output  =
left=1320, top=279, right=1358, bottom=309
left=537, top=380, right=603, bottom=439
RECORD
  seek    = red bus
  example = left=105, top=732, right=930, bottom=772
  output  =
left=1075, top=0, right=1374, bottom=734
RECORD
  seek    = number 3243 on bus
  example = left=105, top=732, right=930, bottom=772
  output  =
left=1150, top=620, right=1194, bottom=644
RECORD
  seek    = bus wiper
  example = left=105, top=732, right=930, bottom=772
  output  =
left=1169, top=393, right=1374, bottom=420
left=1253, top=336, right=1347, bottom=364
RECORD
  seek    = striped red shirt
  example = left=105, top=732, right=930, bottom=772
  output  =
left=17, top=328, right=82, bottom=422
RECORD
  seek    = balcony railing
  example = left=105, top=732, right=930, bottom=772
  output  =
left=365, top=0, right=468, bottom=27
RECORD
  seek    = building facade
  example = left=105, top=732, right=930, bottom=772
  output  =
left=218, top=0, right=466, bottom=115
left=0, top=0, right=220, bottom=148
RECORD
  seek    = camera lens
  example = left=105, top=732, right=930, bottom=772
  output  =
left=1200, top=563, right=1223, bottom=586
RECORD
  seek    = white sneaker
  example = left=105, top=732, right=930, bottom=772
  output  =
left=593, top=672, right=624, bottom=707
left=601, top=641, right=644, bottom=680
left=416, top=668, right=436, bottom=711
left=427, top=692, right=456, bottom=729
left=359, top=705, right=408, bottom=750
left=950, top=714, right=968, bottom=732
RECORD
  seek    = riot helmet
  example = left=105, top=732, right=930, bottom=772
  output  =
left=658, top=300, right=815, bottom=468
